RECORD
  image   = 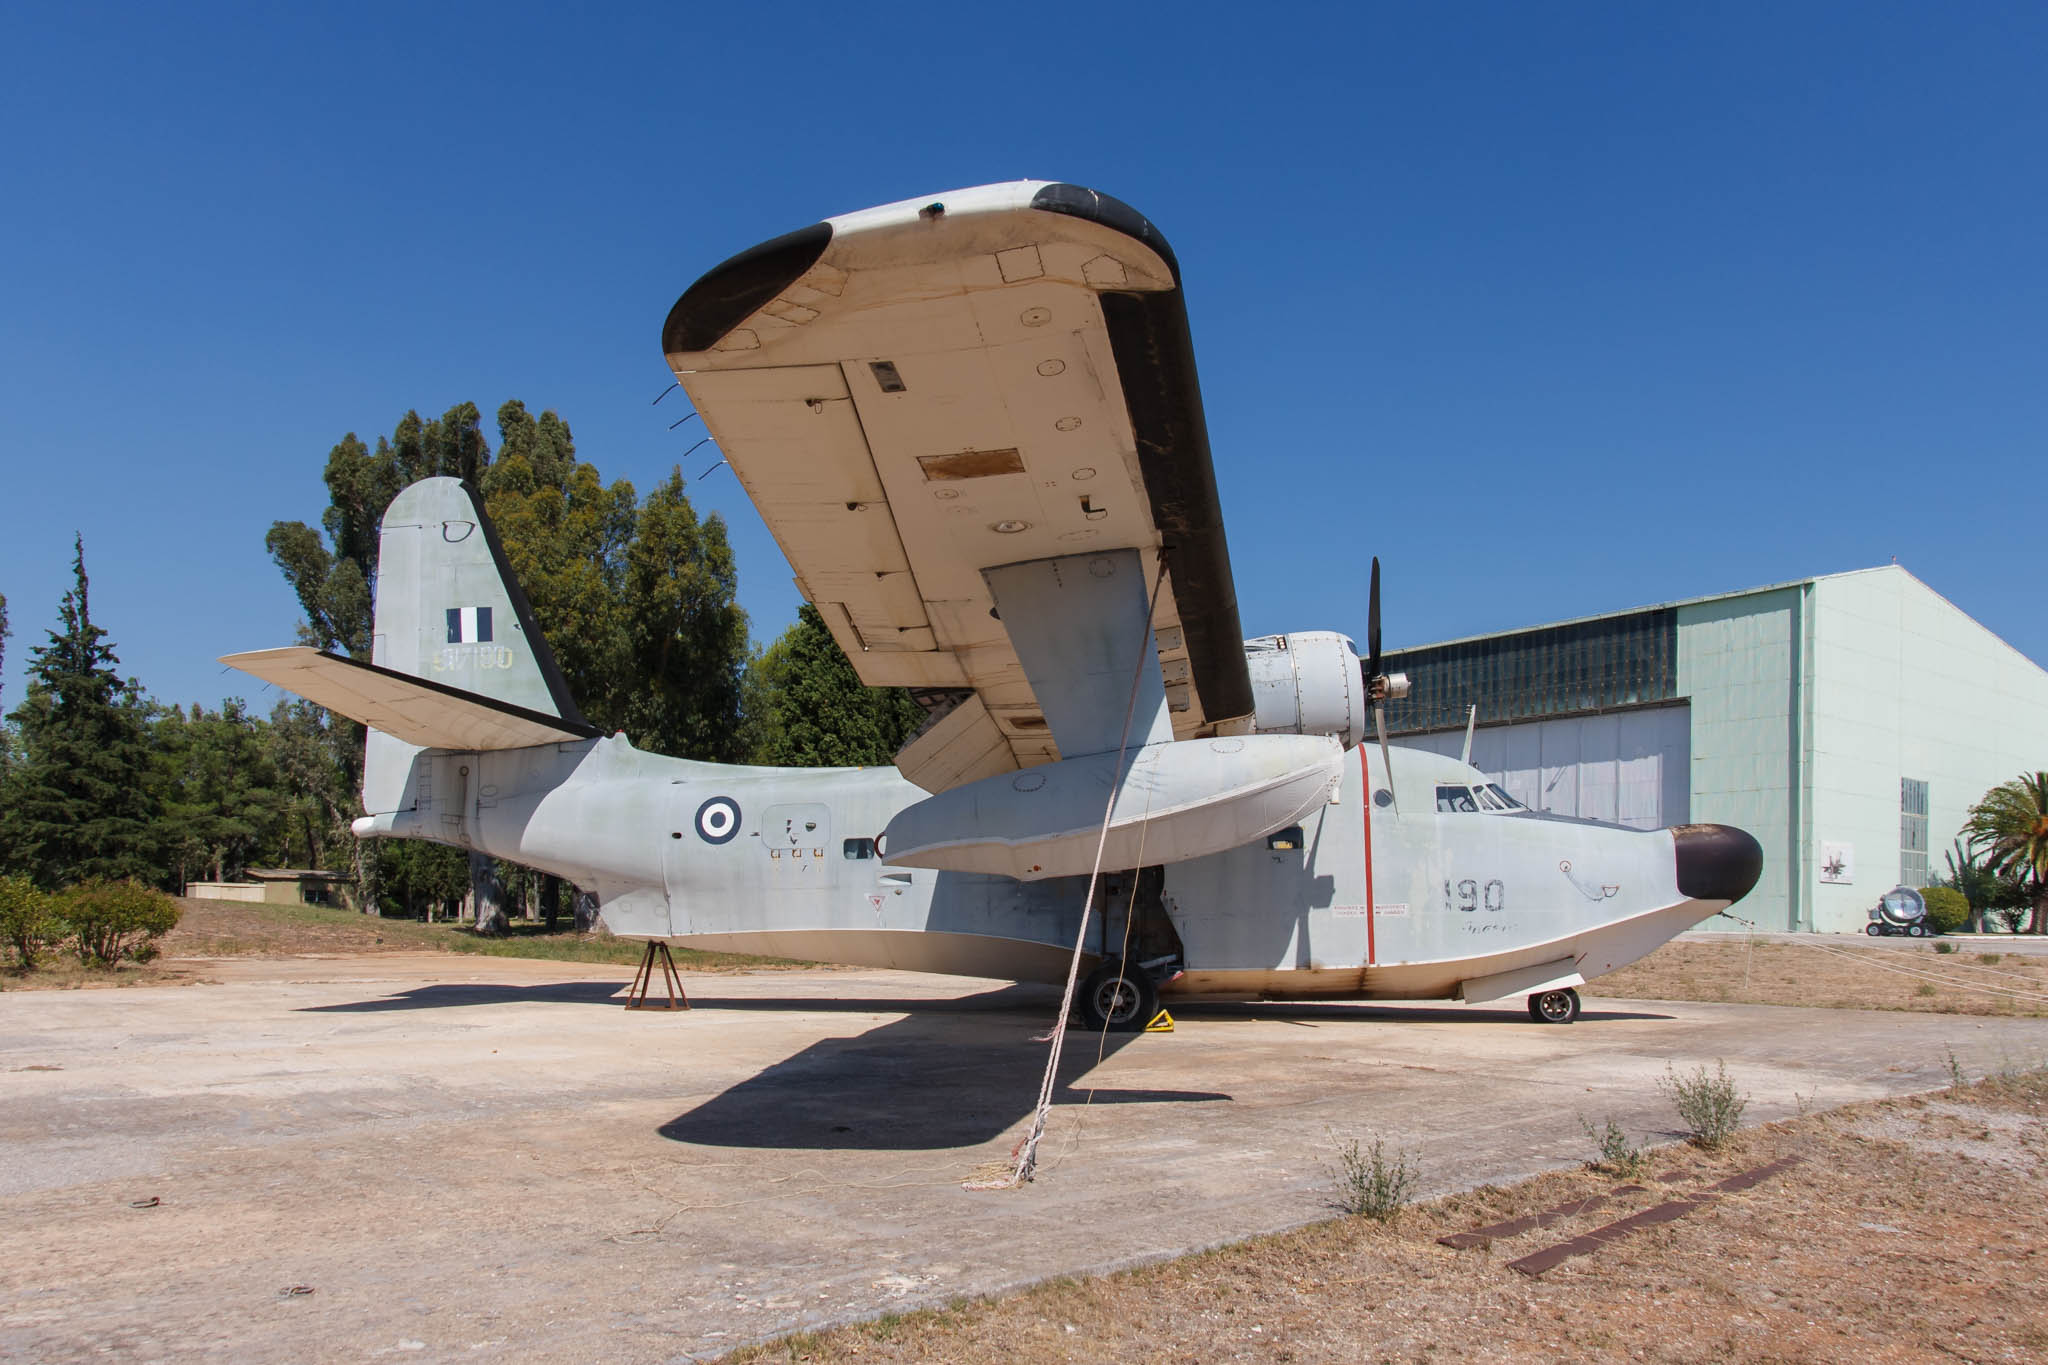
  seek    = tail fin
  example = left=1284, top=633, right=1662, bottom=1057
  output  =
left=357, top=477, right=593, bottom=812
left=370, top=477, right=586, bottom=725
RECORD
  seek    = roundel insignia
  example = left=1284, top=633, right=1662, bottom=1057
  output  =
left=695, top=796, right=741, bottom=844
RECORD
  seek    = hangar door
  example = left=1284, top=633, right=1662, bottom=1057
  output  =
left=1402, top=704, right=1690, bottom=830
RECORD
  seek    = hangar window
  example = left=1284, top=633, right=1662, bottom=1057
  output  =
left=1380, top=607, right=1678, bottom=735
left=1437, top=785, right=1480, bottom=813
left=1900, top=779, right=1929, bottom=888
left=843, top=837, right=876, bottom=861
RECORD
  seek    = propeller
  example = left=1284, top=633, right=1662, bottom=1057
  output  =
left=1361, top=557, right=1410, bottom=815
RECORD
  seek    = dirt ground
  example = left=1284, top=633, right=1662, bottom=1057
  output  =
left=1591, top=937, right=2048, bottom=1018
left=0, top=895, right=784, bottom=990
left=728, top=1071, right=2048, bottom=1364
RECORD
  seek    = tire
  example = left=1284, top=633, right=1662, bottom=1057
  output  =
left=1866, top=923, right=1883, bottom=936
left=1079, top=960, right=1158, bottom=1032
left=1909, top=923, right=1929, bottom=938
left=1528, top=987, right=1581, bottom=1024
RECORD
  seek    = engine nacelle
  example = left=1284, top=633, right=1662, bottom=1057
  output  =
left=1245, top=631, right=1368, bottom=749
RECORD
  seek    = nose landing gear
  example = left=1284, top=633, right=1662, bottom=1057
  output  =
left=1528, top=987, right=1581, bottom=1024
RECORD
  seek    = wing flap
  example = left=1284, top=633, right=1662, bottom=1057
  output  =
left=221, top=647, right=600, bottom=751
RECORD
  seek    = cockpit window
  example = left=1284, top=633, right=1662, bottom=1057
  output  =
left=1436, top=785, right=1479, bottom=813
left=1486, top=783, right=1525, bottom=811
left=1476, top=786, right=1508, bottom=811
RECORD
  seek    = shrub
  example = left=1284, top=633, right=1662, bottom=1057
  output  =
left=0, top=875, right=62, bottom=970
left=58, top=880, right=180, bottom=967
left=1660, top=1061, right=1748, bottom=1149
left=1327, top=1133, right=1419, bottom=1221
left=1580, top=1114, right=1649, bottom=1177
left=1921, top=886, right=1970, bottom=936
left=1934, top=940, right=1957, bottom=954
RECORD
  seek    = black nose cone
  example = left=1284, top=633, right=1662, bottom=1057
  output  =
left=1673, top=824, right=1763, bottom=903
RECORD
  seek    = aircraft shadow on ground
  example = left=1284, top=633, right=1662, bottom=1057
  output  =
left=1166, top=1001, right=1678, bottom=1025
left=299, top=981, right=636, bottom=1011
left=296, top=980, right=1076, bottom=1015
left=659, top=991, right=1233, bottom=1152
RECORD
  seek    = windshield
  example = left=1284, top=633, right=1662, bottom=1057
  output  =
left=1486, top=783, right=1524, bottom=811
left=1436, top=785, right=1479, bottom=813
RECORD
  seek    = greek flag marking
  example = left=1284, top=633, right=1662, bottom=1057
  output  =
left=446, top=606, right=493, bottom=644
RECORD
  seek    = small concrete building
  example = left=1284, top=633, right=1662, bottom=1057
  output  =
left=187, top=868, right=354, bottom=910
left=1382, top=566, right=2048, bottom=933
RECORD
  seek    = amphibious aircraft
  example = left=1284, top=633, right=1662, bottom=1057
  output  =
left=225, top=181, right=1761, bottom=1029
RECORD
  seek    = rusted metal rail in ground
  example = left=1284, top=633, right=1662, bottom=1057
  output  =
left=1437, top=1157, right=1802, bottom=1277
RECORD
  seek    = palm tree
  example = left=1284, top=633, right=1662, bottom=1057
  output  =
left=1964, top=772, right=2048, bottom=934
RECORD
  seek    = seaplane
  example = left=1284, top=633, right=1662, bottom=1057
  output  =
left=224, top=182, right=1761, bottom=1030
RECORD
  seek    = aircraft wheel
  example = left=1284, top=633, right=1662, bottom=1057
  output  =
left=1866, top=923, right=1883, bottom=936
left=1528, top=987, right=1581, bottom=1024
left=1079, top=960, right=1158, bottom=1033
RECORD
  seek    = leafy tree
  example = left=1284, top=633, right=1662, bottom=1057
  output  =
left=380, top=840, right=470, bottom=920
left=616, top=468, right=749, bottom=761
left=58, top=879, right=180, bottom=966
left=263, top=699, right=355, bottom=872
left=1964, top=772, right=2048, bottom=934
left=151, top=701, right=284, bottom=888
left=0, top=540, right=158, bottom=887
left=478, top=401, right=637, bottom=731
left=1, top=589, right=10, bottom=708
left=745, top=604, right=927, bottom=767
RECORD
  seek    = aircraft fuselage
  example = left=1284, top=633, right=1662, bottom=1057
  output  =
left=355, top=731, right=1752, bottom=1006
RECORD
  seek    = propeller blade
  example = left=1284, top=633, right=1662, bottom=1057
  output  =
left=1375, top=703, right=1398, bottom=817
left=1365, top=556, right=1382, bottom=683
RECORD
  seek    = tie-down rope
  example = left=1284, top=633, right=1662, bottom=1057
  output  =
left=968, top=557, right=1171, bottom=1190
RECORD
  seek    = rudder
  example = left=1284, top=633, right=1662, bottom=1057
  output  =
left=364, top=477, right=590, bottom=812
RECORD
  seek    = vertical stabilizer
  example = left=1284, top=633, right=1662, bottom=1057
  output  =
left=363, top=477, right=588, bottom=812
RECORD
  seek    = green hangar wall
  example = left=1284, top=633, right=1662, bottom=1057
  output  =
left=1385, top=566, right=2048, bottom=934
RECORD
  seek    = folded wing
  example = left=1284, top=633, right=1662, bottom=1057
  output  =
left=662, top=181, right=1255, bottom=792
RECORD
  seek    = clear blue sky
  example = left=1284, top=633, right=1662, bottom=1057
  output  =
left=3, top=2, right=2043, bottom=717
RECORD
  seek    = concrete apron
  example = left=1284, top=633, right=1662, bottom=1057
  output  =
left=4, top=955, right=2045, bottom=1362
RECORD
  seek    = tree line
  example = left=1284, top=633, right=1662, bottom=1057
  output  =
left=0, top=400, right=925, bottom=922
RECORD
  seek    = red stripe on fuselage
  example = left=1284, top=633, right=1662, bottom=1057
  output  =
left=1361, top=744, right=1376, bottom=967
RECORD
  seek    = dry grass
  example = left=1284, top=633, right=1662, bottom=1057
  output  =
left=0, top=895, right=792, bottom=991
left=721, top=1072, right=2048, bottom=1363
left=1588, top=937, right=2048, bottom=1017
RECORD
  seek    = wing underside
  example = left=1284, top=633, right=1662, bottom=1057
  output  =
left=663, top=181, right=1253, bottom=792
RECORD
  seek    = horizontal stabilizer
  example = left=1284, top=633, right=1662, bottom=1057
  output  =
left=221, top=647, right=601, bottom=751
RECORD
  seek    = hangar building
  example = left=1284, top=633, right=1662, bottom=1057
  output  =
left=1381, top=566, right=2048, bottom=933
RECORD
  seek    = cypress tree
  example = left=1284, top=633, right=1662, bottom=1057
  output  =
left=0, top=539, right=158, bottom=886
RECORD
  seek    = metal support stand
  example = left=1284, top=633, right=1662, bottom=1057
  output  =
left=625, top=940, right=689, bottom=1011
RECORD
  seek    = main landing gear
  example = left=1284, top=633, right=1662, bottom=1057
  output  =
left=1528, top=987, right=1581, bottom=1024
left=1079, top=959, right=1160, bottom=1032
